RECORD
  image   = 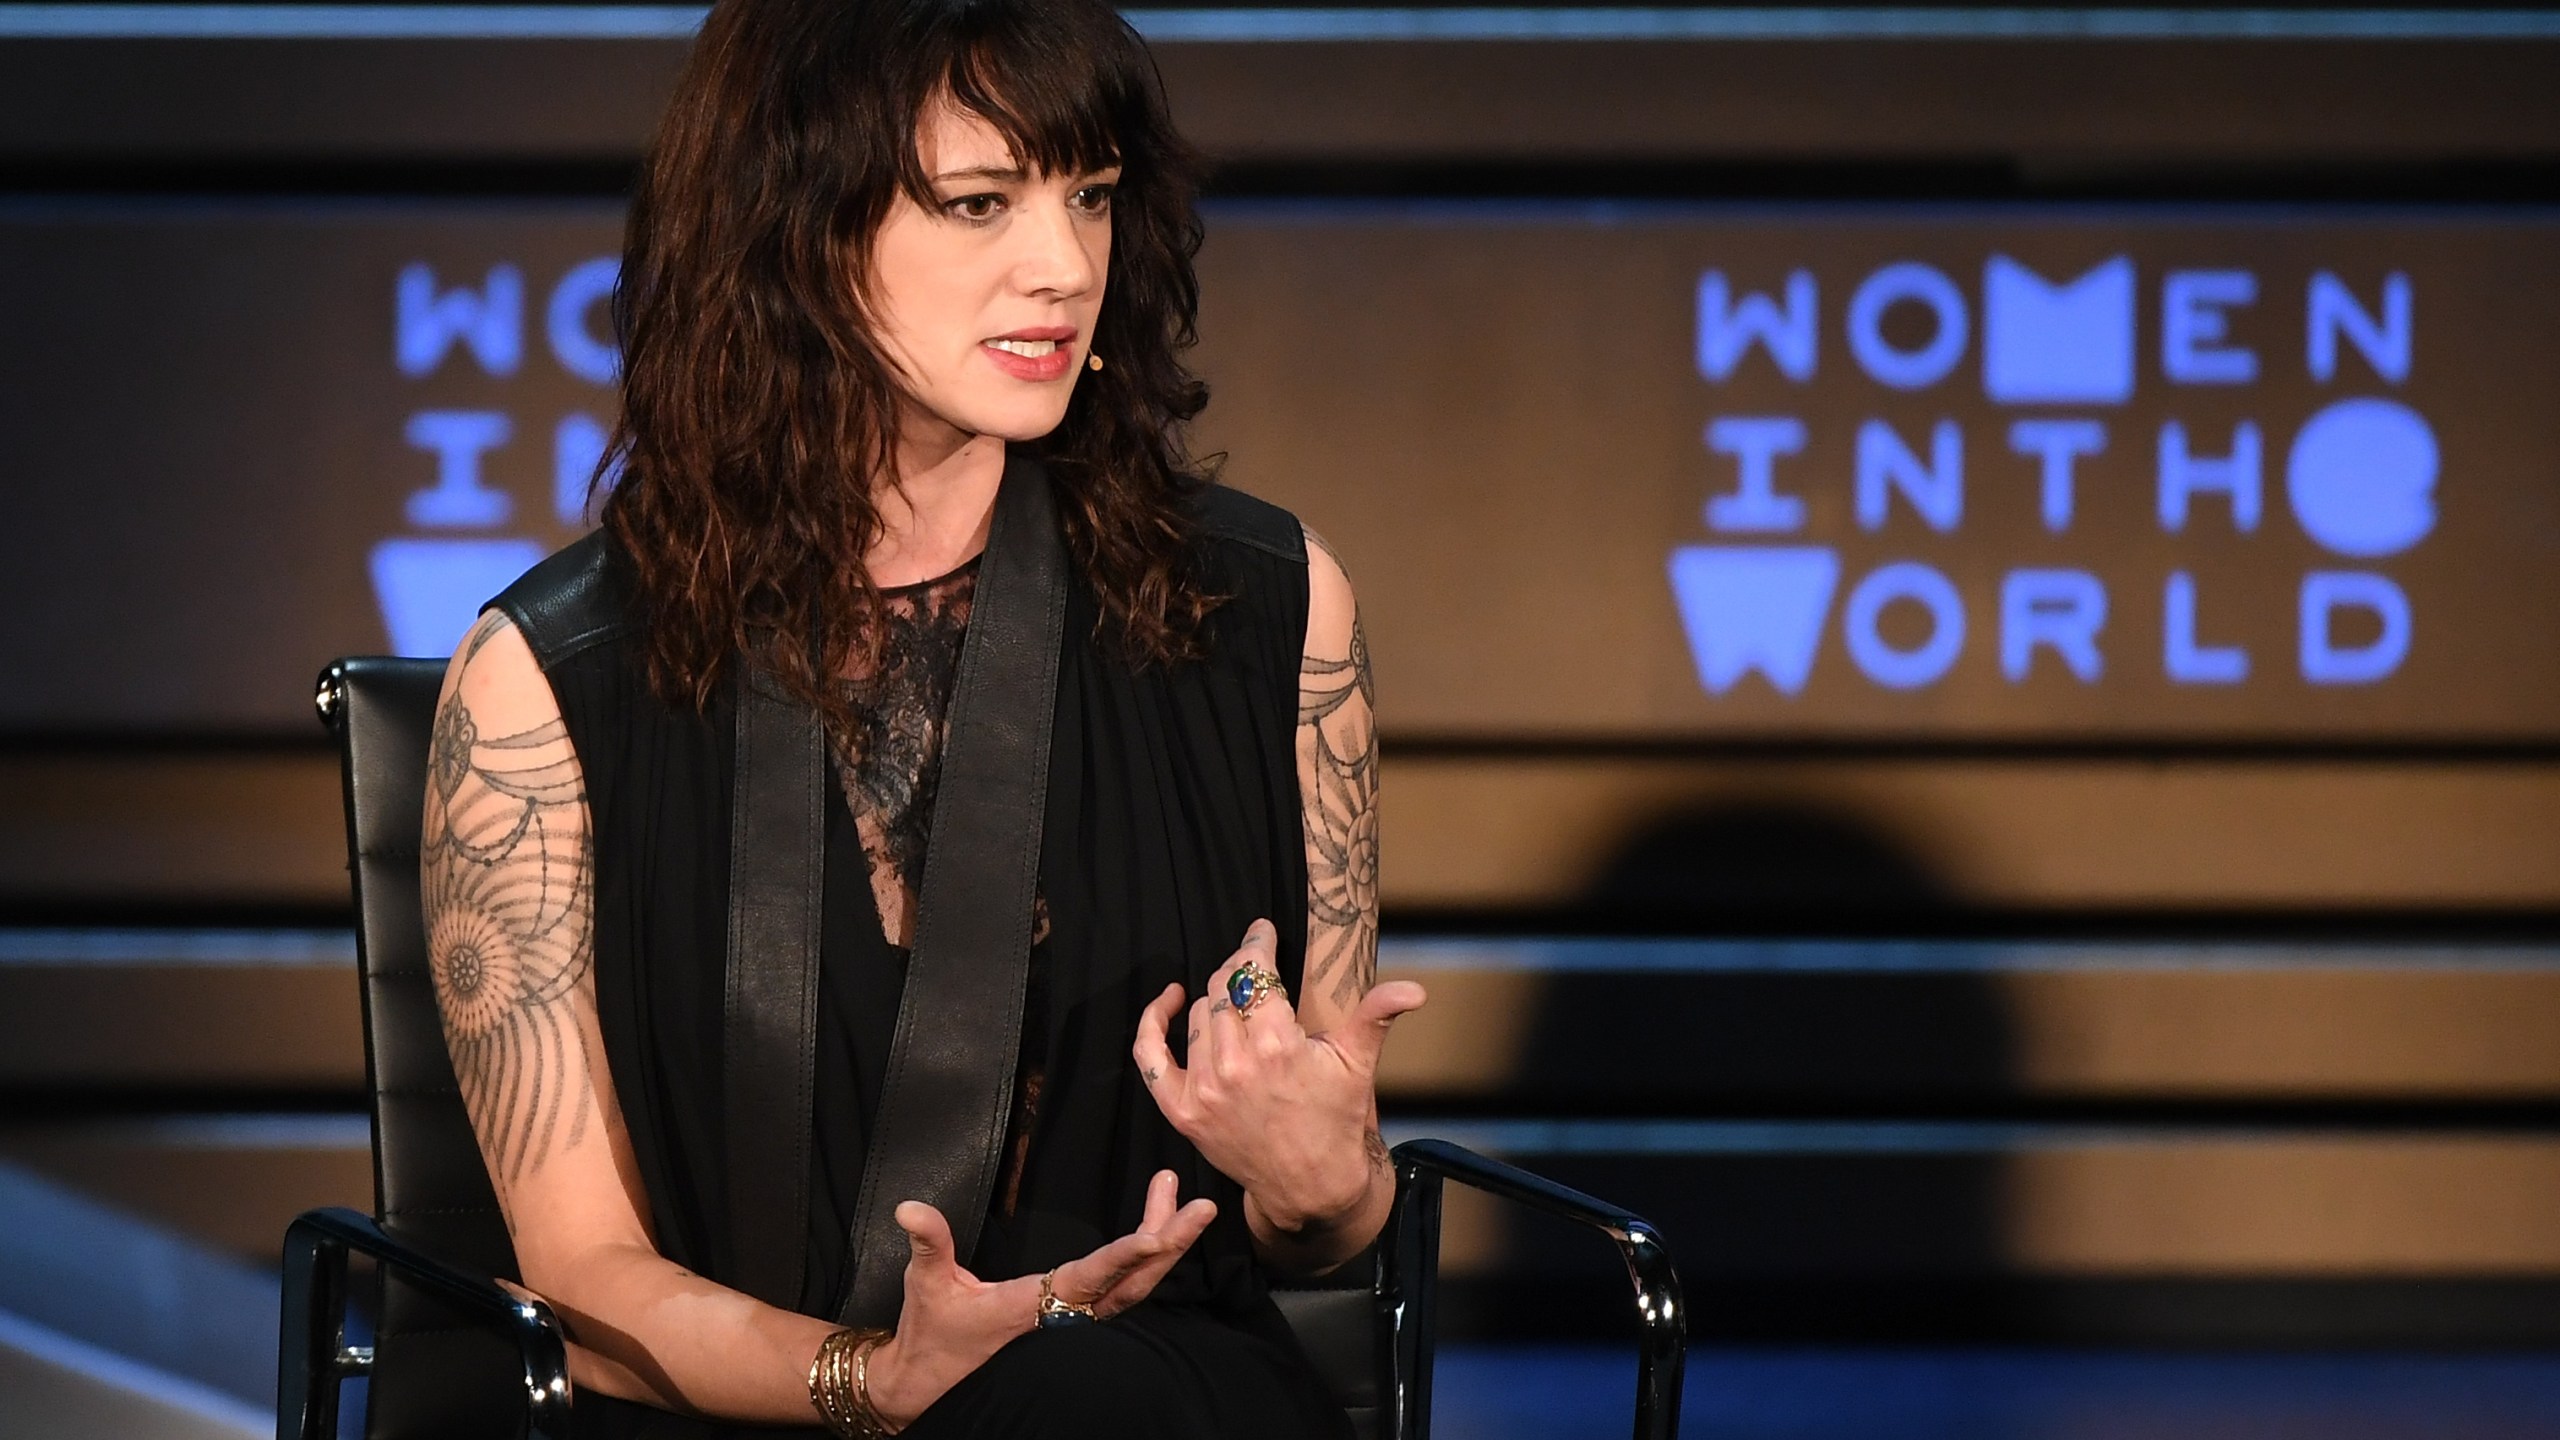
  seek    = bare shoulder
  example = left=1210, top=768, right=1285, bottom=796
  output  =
left=440, top=610, right=565, bottom=738
left=1299, top=522, right=1359, bottom=662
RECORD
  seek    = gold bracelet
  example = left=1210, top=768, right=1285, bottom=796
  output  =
left=852, top=1329, right=894, bottom=1435
left=807, top=1327, right=895, bottom=1438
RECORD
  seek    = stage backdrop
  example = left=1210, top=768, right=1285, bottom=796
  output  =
left=0, top=198, right=2550, bottom=742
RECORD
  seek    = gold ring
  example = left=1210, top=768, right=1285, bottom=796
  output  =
left=1226, top=961, right=1287, bottom=1016
left=1037, top=1267, right=1098, bottom=1328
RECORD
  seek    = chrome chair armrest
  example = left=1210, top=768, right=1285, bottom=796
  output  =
left=1381, top=1139, right=1685, bottom=1440
left=278, top=1206, right=573, bottom=1440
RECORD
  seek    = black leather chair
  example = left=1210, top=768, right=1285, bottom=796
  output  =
left=282, top=655, right=1685, bottom=1440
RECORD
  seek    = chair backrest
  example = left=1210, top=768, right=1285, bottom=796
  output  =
left=325, top=656, right=528, bottom=1440
left=323, top=654, right=1385, bottom=1439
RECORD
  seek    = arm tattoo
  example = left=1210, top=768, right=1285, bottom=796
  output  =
left=422, top=640, right=596, bottom=1187
left=1299, top=544, right=1380, bottom=1013
left=459, top=611, right=509, bottom=666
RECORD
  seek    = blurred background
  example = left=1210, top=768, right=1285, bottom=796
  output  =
left=6, top=1, right=2560, bottom=1436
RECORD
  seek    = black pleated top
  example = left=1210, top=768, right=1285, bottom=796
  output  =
left=490, top=473, right=1343, bottom=1438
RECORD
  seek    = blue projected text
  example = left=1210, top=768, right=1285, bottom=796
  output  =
left=376, top=259, right=620, bottom=657
left=1675, top=253, right=2430, bottom=699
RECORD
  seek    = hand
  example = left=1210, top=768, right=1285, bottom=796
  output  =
left=1132, top=919, right=1426, bottom=1233
left=863, top=1171, right=1214, bottom=1429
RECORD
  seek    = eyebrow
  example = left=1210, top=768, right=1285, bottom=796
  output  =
left=930, top=165, right=1028, bottom=184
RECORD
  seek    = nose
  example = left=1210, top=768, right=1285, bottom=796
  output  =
left=1014, top=197, right=1100, bottom=299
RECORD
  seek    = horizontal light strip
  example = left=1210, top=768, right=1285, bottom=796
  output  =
left=34, top=1113, right=375, bottom=1148
left=0, top=1308, right=269, bottom=1437
left=1, top=928, right=2552, bottom=973
left=0, top=4, right=706, bottom=37
left=33, top=1112, right=2514, bottom=1156
left=1381, top=937, right=2560, bottom=973
left=0, top=6, right=2557, bottom=42
left=0, top=928, right=353, bottom=966
left=1384, top=1117, right=2554, bottom=1154
left=1133, top=7, right=2560, bottom=41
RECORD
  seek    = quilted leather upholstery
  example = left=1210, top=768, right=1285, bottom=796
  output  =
left=1271, top=1281, right=1385, bottom=1440
left=330, top=656, right=527, bottom=1440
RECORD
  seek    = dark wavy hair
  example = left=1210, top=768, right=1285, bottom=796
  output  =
left=600, top=0, right=1218, bottom=729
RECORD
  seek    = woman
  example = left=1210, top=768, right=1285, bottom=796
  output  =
left=417, top=0, right=1418, bottom=1434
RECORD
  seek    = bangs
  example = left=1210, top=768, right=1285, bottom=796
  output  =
left=898, top=5, right=1149, bottom=200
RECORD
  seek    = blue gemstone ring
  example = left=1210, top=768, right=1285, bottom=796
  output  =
left=1225, top=961, right=1288, bottom=1017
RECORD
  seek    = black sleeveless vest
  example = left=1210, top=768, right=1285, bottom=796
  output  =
left=487, top=479, right=1314, bottom=1340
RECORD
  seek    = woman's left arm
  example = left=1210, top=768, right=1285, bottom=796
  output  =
left=1133, top=526, right=1424, bottom=1278
left=1293, top=525, right=1382, bottom=1033
left=1256, top=525, right=1398, bottom=1271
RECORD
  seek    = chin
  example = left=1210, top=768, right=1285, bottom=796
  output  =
left=956, top=394, right=1077, bottom=444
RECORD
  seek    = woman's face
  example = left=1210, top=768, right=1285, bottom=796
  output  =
left=868, top=100, right=1119, bottom=453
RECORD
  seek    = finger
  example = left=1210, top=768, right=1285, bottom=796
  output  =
left=1201, top=920, right=1273, bottom=1016
left=1055, top=1227, right=1168, bottom=1307
left=1133, top=984, right=1187, bottom=1096
left=1138, top=1169, right=1177, bottom=1234
left=1225, top=920, right=1302, bottom=1041
left=1206, top=986, right=1254, bottom=1083
left=1241, top=917, right=1277, bottom=959
left=1319, top=979, right=1429, bottom=1072
left=1075, top=1210, right=1205, bottom=1316
left=1058, top=1189, right=1218, bottom=1305
left=1185, top=992, right=1222, bottom=1086
left=1204, top=919, right=1275, bottom=998
left=895, top=1200, right=962, bottom=1288
left=1095, top=1198, right=1219, bottom=1314
left=1160, top=1194, right=1216, bottom=1251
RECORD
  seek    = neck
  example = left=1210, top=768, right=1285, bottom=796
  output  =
left=868, top=425, right=1005, bottom=588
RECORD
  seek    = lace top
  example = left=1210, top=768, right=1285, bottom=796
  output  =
left=830, top=555, right=980, bottom=951
left=828, top=554, right=1056, bottom=955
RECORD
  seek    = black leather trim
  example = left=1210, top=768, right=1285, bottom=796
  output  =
left=720, top=664, right=827, bottom=1310
left=1191, top=481, right=1307, bottom=563
left=488, top=530, right=630, bottom=668
left=836, top=452, right=1069, bottom=1327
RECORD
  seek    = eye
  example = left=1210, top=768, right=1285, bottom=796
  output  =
left=943, top=192, right=1004, bottom=223
left=1071, top=183, right=1116, bottom=215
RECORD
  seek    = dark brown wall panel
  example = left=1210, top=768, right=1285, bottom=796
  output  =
left=1381, top=756, right=2560, bottom=911
left=0, top=753, right=345, bottom=906
left=0, top=33, right=2557, bottom=167
left=3, top=752, right=2558, bottom=911
left=1378, top=947, right=2560, bottom=1106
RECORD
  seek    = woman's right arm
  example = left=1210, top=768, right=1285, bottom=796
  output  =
left=425, top=612, right=838, bottom=1420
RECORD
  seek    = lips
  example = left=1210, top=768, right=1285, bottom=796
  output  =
left=980, top=326, right=1078, bottom=382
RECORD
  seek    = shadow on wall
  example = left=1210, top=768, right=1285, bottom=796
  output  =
left=1449, top=801, right=2024, bottom=1342
left=1581, top=800, right=1954, bottom=927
